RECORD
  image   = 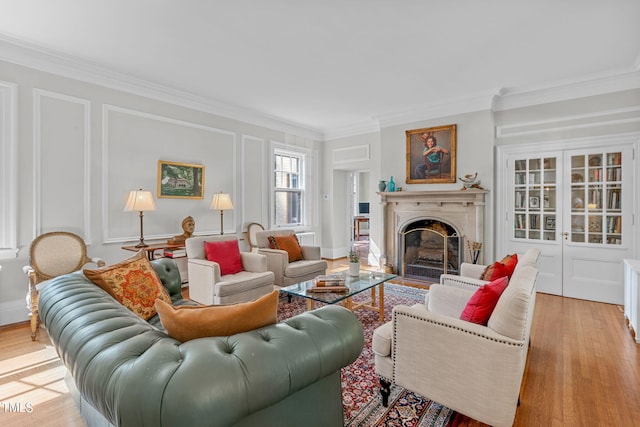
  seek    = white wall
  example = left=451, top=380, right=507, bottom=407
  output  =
left=0, top=60, right=321, bottom=326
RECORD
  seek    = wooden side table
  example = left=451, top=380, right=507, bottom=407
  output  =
left=121, top=243, right=185, bottom=260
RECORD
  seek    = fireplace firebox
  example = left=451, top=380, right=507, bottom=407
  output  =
left=399, top=219, right=462, bottom=281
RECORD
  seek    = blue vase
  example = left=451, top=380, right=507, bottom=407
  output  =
left=388, top=176, right=396, bottom=192
left=378, top=180, right=387, bottom=192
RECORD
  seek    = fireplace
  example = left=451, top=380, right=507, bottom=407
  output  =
left=399, top=219, right=462, bottom=281
left=379, top=189, right=488, bottom=281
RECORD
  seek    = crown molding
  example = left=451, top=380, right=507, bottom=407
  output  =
left=374, top=91, right=497, bottom=129
left=322, top=120, right=380, bottom=141
left=0, top=35, right=323, bottom=140
left=493, top=68, right=640, bottom=112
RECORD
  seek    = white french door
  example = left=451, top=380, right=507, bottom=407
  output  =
left=501, top=138, right=637, bottom=304
left=561, top=146, right=634, bottom=304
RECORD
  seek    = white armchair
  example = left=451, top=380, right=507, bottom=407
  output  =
left=254, top=229, right=327, bottom=286
left=372, top=264, right=539, bottom=427
left=185, top=235, right=274, bottom=305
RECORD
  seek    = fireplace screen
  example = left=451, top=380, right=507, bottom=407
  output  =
left=398, top=220, right=462, bottom=282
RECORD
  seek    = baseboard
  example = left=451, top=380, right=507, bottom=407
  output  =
left=0, top=299, right=28, bottom=327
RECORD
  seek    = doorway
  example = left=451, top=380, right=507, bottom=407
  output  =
left=348, top=171, right=370, bottom=259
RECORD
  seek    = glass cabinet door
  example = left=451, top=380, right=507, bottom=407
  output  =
left=513, top=156, right=557, bottom=241
left=569, top=151, right=622, bottom=245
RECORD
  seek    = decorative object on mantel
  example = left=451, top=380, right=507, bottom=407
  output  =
left=123, top=189, right=157, bottom=248
left=167, top=216, right=195, bottom=244
left=387, top=176, right=396, bottom=192
left=459, top=172, right=485, bottom=190
left=467, top=240, right=483, bottom=264
left=210, top=192, right=234, bottom=235
left=378, top=180, right=387, bottom=192
left=406, top=124, right=457, bottom=184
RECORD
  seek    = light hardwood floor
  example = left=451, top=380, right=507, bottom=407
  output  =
left=1, top=261, right=639, bottom=426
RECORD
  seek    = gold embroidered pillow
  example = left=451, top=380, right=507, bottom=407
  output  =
left=84, top=251, right=171, bottom=320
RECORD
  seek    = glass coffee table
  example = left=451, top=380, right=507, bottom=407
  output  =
left=280, top=272, right=397, bottom=322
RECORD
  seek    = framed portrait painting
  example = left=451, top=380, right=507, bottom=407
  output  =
left=157, top=160, right=205, bottom=199
left=406, top=124, right=457, bottom=184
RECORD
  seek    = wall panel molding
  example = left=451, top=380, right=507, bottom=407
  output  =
left=32, top=89, right=91, bottom=242
left=332, top=144, right=370, bottom=164
left=0, top=81, right=18, bottom=258
left=102, top=105, right=238, bottom=242
left=241, top=135, right=266, bottom=228
left=496, top=106, right=640, bottom=138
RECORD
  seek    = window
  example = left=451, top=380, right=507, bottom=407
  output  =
left=273, top=151, right=304, bottom=226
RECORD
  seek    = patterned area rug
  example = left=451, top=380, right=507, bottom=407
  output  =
left=277, top=282, right=455, bottom=427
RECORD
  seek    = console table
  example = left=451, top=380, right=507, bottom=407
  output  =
left=121, top=243, right=185, bottom=260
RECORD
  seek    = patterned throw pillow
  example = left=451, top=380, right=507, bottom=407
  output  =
left=84, top=251, right=171, bottom=320
left=155, top=289, right=279, bottom=342
left=267, top=234, right=304, bottom=262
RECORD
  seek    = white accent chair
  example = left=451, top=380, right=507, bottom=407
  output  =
left=372, top=251, right=540, bottom=427
left=185, top=235, right=274, bottom=305
left=254, top=229, right=327, bottom=287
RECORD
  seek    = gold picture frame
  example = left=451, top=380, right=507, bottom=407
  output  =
left=406, top=124, right=457, bottom=184
left=157, top=160, right=205, bottom=199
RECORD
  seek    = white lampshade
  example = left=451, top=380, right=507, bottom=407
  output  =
left=123, top=189, right=157, bottom=212
left=210, top=193, right=234, bottom=211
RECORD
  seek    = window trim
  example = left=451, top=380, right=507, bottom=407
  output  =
left=271, top=145, right=308, bottom=230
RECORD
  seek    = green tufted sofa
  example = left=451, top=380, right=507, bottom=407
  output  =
left=38, top=258, right=364, bottom=427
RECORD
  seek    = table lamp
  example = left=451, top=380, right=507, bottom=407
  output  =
left=124, top=189, right=157, bottom=247
left=210, top=192, right=234, bottom=235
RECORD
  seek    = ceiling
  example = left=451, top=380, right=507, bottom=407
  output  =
left=1, top=0, right=639, bottom=139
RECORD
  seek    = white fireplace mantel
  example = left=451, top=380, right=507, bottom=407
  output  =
left=378, top=189, right=489, bottom=269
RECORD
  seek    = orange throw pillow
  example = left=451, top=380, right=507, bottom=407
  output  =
left=267, top=234, right=304, bottom=262
left=155, top=290, right=279, bottom=342
left=84, top=251, right=171, bottom=320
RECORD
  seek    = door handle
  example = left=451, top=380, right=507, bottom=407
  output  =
left=562, top=232, right=569, bottom=240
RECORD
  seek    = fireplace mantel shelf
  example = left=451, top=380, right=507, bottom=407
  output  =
left=377, top=189, right=489, bottom=206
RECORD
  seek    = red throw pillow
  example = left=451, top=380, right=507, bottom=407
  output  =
left=204, top=240, right=244, bottom=275
left=460, top=276, right=509, bottom=325
left=480, top=253, right=518, bottom=281
left=502, top=253, right=518, bottom=277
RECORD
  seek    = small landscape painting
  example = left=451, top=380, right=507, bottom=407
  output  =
left=158, top=160, right=205, bottom=199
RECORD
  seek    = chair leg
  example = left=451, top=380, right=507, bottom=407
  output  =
left=30, top=313, right=38, bottom=341
left=287, top=294, right=292, bottom=303
left=380, top=378, right=391, bottom=407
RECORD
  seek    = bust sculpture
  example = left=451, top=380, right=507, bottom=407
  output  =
left=167, top=216, right=195, bottom=244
